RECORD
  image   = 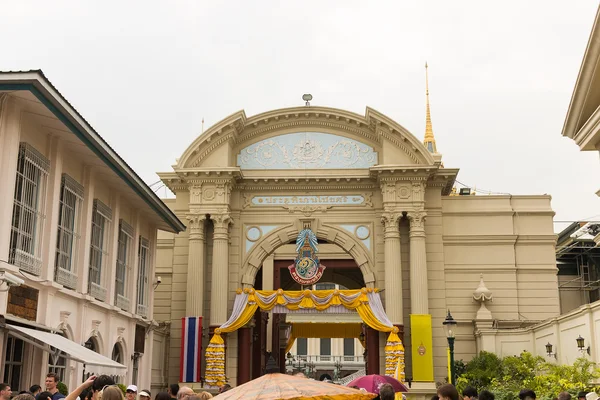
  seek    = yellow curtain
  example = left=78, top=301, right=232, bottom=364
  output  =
left=285, top=323, right=363, bottom=353
left=205, top=288, right=404, bottom=387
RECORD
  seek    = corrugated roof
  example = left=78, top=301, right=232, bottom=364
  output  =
left=0, top=70, right=185, bottom=233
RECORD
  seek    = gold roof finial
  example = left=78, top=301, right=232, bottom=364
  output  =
left=424, top=62, right=437, bottom=153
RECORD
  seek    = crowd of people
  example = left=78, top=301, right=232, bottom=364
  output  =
left=0, top=374, right=234, bottom=400
left=3, top=373, right=596, bottom=400
left=434, top=384, right=597, bottom=400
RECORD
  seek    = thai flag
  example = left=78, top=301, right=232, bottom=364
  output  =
left=180, top=317, right=202, bottom=382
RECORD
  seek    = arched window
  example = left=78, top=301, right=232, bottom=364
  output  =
left=111, top=343, right=123, bottom=363
left=85, top=337, right=99, bottom=352
left=111, top=343, right=124, bottom=383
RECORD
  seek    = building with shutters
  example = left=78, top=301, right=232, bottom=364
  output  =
left=0, top=71, right=185, bottom=394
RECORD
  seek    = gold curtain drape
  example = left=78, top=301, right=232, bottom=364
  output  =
left=204, top=288, right=403, bottom=387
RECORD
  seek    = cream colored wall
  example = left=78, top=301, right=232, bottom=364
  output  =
left=442, top=195, right=560, bottom=367
left=478, top=299, right=600, bottom=366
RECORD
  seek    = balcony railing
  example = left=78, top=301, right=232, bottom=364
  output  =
left=116, top=294, right=130, bottom=311
left=55, top=268, right=77, bottom=289
left=89, top=282, right=107, bottom=302
left=292, top=355, right=364, bottom=365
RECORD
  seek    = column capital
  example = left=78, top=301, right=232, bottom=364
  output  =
left=407, top=210, right=427, bottom=236
left=186, top=213, right=206, bottom=240
left=211, top=212, right=233, bottom=238
left=381, top=212, right=402, bottom=238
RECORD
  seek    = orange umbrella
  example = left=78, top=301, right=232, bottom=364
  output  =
left=213, top=373, right=377, bottom=400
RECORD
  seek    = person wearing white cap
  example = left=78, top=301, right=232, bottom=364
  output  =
left=125, top=386, right=137, bottom=400
left=586, top=393, right=599, bottom=400
left=139, top=391, right=151, bottom=400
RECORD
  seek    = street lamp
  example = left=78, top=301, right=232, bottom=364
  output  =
left=443, top=310, right=457, bottom=385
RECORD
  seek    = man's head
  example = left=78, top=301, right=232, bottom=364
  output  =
left=462, top=387, right=477, bottom=400
left=558, top=393, right=572, bottom=400
left=0, top=384, right=11, bottom=400
left=519, top=390, right=536, bottom=400
left=38, top=392, right=53, bottom=400
left=578, top=393, right=588, bottom=400
left=479, top=391, right=494, bottom=400
left=379, top=384, right=395, bottom=400
left=91, top=375, right=116, bottom=400
left=217, top=385, right=231, bottom=394
left=126, top=385, right=138, bottom=400
left=169, top=385, right=180, bottom=398
left=30, top=385, right=42, bottom=395
left=177, top=388, right=194, bottom=400
left=437, top=384, right=459, bottom=400
left=45, top=373, right=59, bottom=392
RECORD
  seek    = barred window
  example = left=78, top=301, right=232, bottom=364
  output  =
left=54, top=174, right=83, bottom=289
left=115, top=220, right=134, bottom=311
left=136, top=236, right=150, bottom=317
left=9, top=143, right=50, bottom=275
left=89, top=199, right=111, bottom=302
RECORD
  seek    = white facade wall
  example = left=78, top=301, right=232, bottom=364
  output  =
left=0, top=93, right=163, bottom=393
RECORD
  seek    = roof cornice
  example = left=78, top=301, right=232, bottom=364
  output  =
left=562, top=5, right=600, bottom=140
left=0, top=70, right=185, bottom=233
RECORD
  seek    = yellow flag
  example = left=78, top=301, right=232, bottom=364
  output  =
left=410, top=314, right=434, bottom=382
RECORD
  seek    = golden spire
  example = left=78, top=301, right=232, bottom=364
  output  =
left=424, top=62, right=437, bottom=153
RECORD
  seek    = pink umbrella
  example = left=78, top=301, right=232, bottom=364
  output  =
left=347, top=375, right=409, bottom=393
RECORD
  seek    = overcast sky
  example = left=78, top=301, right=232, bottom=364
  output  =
left=2, top=1, right=599, bottom=232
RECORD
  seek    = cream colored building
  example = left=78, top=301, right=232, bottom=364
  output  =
left=563, top=5, right=600, bottom=247
left=0, top=71, right=185, bottom=393
left=155, top=100, right=560, bottom=388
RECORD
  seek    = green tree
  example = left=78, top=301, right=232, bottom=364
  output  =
left=456, top=351, right=600, bottom=400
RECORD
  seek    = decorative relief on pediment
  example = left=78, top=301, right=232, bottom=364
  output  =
left=237, top=132, right=378, bottom=169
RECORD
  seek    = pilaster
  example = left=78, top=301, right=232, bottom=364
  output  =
left=407, top=210, right=429, bottom=314
left=186, top=213, right=206, bottom=317
left=210, top=212, right=232, bottom=326
left=381, top=211, right=403, bottom=324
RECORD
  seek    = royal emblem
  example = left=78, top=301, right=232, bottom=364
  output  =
left=418, top=343, right=427, bottom=356
left=288, top=228, right=326, bottom=285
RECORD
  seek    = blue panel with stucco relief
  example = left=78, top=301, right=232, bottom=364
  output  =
left=338, top=224, right=372, bottom=250
left=237, top=132, right=378, bottom=169
left=246, top=225, right=279, bottom=253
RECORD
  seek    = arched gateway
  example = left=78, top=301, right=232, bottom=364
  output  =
left=156, top=105, right=560, bottom=390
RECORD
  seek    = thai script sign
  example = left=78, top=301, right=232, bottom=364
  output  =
left=252, top=195, right=364, bottom=206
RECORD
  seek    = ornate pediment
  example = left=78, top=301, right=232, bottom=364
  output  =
left=175, top=106, right=436, bottom=170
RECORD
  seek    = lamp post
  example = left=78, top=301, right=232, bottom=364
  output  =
left=443, top=310, right=457, bottom=385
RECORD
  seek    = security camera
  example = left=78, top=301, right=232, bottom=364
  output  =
left=0, top=271, right=24, bottom=287
left=156, top=276, right=162, bottom=284
left=2, top=272, right=25, bottom=287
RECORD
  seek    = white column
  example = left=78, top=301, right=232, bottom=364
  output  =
left=186, top=214, right=206, bottom=316
left=210, top=213, right=231, bottom=326
left=263, top=254, right=274, bottom=352
left=382, top=212, right=403, bottom=324
left=78, top=167, right=95, bottom=294
left=107, top=194, right=121, bottom=306
left=41, top=136, right=63, bottom=281
left=0, top=95, right=22, bottom=261
left=408, top=210, right=429, bottom=314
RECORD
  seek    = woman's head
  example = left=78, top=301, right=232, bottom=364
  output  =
left=99, top=387, right=124, bottom=400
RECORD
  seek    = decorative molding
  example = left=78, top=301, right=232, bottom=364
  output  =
left=116, top=327, right=125, bottom=344
left=237, top=132, right=378, bottom=170
left=286, top=205, right=332, bottom=217
left=90, top=320, right=101, bottom=338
